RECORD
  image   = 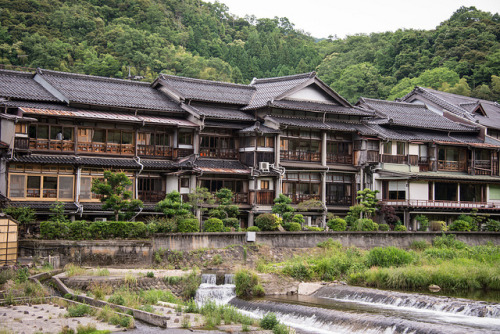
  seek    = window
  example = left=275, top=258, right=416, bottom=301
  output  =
left=396, top=142, right=405, bottom=155
left=199, top=179, right=244, bottom=193
left=383, top=141, right=392, bottom=154
left=27, top=176, right=41, bottom=197
left=178, top=132, right=193, bottom=145
left=58, top=176, right=74, bottom=199
left=367, top=141, right=379, bottom=151
left=388, top=181, right=406, bottom=200
left=80, top=176, right=92, bottom=200
left=257, top=137, right=274, bottom=148
left=9, top=174, right=73, bottom=200
left=15, top=123, right=27, bottom=134
left=260, top=180, right=270, bottom=190
left=180, top=177, right=190, bottom=188
left=9, top=175, right=25, bottom=198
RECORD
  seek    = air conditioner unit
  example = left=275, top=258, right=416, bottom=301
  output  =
left=259, top=162, right=270, bottom=172
left=95, top=218, right=107, bottom=222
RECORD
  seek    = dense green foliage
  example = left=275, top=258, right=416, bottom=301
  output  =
left=234, top=268, right=264, bottom=297
left=40, top=220, right=148, bottom=239
left=2, top=206, right=36, bottom=225
left=327, top=217, right=347, bottom=231
left=176, top=218, right=200, bottom=233
left=203, top=217, right=225, bottom=232
left=255, top=213, right=279, bottom=231
left=1, top=3, right=498, bottom=102
left=366, top=247, right=415, bottom=267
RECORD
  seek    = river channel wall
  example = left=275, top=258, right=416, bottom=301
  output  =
left=19, top=232, right=500, bottom=266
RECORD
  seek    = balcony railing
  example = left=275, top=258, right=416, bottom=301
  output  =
left=200, top=148, right=238, bottom=159
left=77, top=142, right=134, bottom=155
left=137, top=145, right=175, bottom=159
left=256, top=190, right=275, bottom=205
left=367, top=150, right=380, bottom=163
left=233, top=192, right=249, bottom=204
left=381, top=154, right=407, bottom=164
left=326, top=153, right=352, bottom=164
left=418, top=157, right=430, bottom=171
left=280, top=150, right=321, bottom=162
left=138, top=190, right=165, bottom=203
left=437, top=160, right=466, bottom=172
left=380, top=199, right=495, bottom=209
left=325, top=195, right=351, bottom=206
left=283, top=193, right=320, bottom=204
left=473, top=160, right=492, bottom=175
left=14, top=137, right=28, bottom=150
left=29, top=139, right=75, bottom=152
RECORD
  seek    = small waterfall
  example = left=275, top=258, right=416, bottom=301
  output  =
left=195, top=273, right=236, bottom=306
left=224, top=274, right=235, bottom=285
left=313, top=286, right=500, bottom=319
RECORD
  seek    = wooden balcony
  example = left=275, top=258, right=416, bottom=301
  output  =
left=381, top=154, right=407, bottom=164
left=138, top=190, right=165, bottom=203
left=280, top=150, right=321, bottom=162
left=200, top=148, right=238, bottom=159
left=29, top=139, right=75, bottom=152
left=14, top=137, right=28, bottom=150
left=233, top=192, right=249, bottom=204
left=437, top=160, right=466, bottom=172
left=367, top=150, right=380, bottom=163
left=77, top=142, right=134, bottom=155
left=380, top=199, right=495, bottom=210
left=325, top=195, right=351, bottom=206
left=418, top=157, right=430, bottom=172
left=326, top=153, right=352, bottom=164
left=283, top=193, right=320, bottom=204
left=408, top=155, right=418, bottom=166
left=473, top=160, right=492, bottom=176
left=137, top=145, right=175, bottom=159
left=178, top=148, right=194, bottom=158
left=255, top=190, right=275, bottom=205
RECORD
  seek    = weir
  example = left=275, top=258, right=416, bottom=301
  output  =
left=195, top=273, right=236, bottom=306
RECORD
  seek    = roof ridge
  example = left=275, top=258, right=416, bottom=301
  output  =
left=37, top=68, right=151, bottom=86
left=252, top=72, right=316, bottom=84
left=0, top=69, right=34, bottom=77
left=160, top=73, right=255, bottom=90
left=362, top=97, right=427, bottom=107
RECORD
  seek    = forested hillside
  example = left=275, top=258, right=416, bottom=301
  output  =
left=0, top=1, right=499, bottom=102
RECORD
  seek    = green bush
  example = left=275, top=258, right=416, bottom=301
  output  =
left=448, top=219, right=471, bottom=231
left=410, top=240, right=430, bottom=251
left=66, top=304, right=92, bottom=317
left=260, top=313, right=279, bottom=330
left=40, top=221, right=70, bottom=239
left=68, top=221, right=90, bottom=240
left=203, top=218, right=225, bottom=232
left=235, top=269, right=261, bottom=297
left=430, top=220, right=447, bottom=231
left=394, top=224, right=407, bottom=231
left=327, top=217, right=346, bottom=231
left=304, top=226, right=323, bottom=231
left=433, top=234, right=466, bottom=249
left=223, top=218, right=240, bottom=230
left=485, top=219, right=500, bottom=232
left=155, top=217, right=177, bottom=233
left=247, top=226, right=260, bottom=232
left=273, top=323, right=290, bottom=334
left=416, top=215, right=429, bottom=231
left=255, top=213, right=279, bottom=231
left=252, top=284, right=265, bottom=297
left=177, top=218, right=200, bottom=233
left=378, top=223, right=390, bottom=231
left=287, top=222, right=301, bottom=231
left=41, top=220, right=149, bottom=239
left=2, top=206, right=36, bottom=225
left=107, top=294, right=125, bottom=305
left=366, top=246, right=415, bottom=268
left=282, top=263, right=312, bottom=281
left=350, top=218, right=378, bottom=231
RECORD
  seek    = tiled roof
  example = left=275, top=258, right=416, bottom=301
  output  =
left=366, top=124, right=483, bottom=143
left=359, top=97, right=476, bottom=132
left=402, top=87, right=500, bottom=131
left=157, top=74, right=255, bottom=105
left=36, top=69, right=182, bottom=112
left=11, top=155, right=142, bottom=169
left=0, top=100, right=73, bottom=110
left=21, top=107, right=197, bottom=127
left=244, top=72, right=316, bottom=110
left=141, top=159, right=178, bottom=169
left=0, top=69, right=58, bottom=102
left=239, top=122, right=280, bottom=134
left=203, top=120, right=249, bottom=129
left=178, top=157, right=250, bottom=174
left=270, top=100, right=372, bottom=116
left=265, top=115, right=376, bottom=135
left=189, top=104, right=255, bottom=120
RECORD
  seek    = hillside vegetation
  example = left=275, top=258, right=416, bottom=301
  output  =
left=0, top=1, right=499, bottom=102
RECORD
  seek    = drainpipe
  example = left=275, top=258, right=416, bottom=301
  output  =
left=129, top=157, right=144, bottom=222
left=73, top=166, right=83, bottom=217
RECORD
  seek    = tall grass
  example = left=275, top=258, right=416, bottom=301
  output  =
left=64, top=264, right=87, bottom=277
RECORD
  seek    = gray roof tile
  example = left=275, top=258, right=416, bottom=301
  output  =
left=270, top=100, right=372, bottom=116
left=0, top=69, right=58, bottom=102
left=265, top=115, right=376, bottom=135
left=239, top=122, right=280, bottom=134
left=359, top=97, right=476, bottom=131
left=158, top=74, right=255, bottom=105
left=190, top=104, right=255, bottom=120
left=366, top=124, right=483, bottom=143
left=37, top=69, right=182, bottom=112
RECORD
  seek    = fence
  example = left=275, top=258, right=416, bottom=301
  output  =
left=0, top=215, right=18, bottom=265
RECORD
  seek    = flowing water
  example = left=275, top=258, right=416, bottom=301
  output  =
left=195, top=273, right=236, bottom=306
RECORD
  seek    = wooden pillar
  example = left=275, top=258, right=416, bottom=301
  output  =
left=275, top=133, right=281, bottom=167
left=321, top=132, right=327, bottom=166
left=471, top=148, right=475, bottom=176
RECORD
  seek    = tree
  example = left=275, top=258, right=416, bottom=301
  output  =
left=356, top=188, right=379, bottom=219
left=188, top=187, right=215, bottom=217
left=156, top=191, right=192, bottom=220
left=91, top=171, right=143, bottom=221
left=209, top=188, right=239, bottom=219
left=272, top=194, right=295, bottom=224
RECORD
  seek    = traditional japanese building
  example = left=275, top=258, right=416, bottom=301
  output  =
left=0, top=68, right=499, bottom=228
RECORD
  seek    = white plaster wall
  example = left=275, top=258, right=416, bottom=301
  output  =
left=409, top=144, right=419, bottom=155
left=166, top=175, right=178, bottom=193
left=287, top=86, right=333, bottom=103
left=409, top=182, right=428, bottom=200
left=1, top=120, right=15, bottom=148
left=373, top=174, right=383, bottom=200
left=256, top=178, right=274, bottom=190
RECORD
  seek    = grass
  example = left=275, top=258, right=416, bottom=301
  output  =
left=94, top=268, right=110, bottom=276
left=198, top=301, right=255, bottom=329
left=89, top=282, right=113, bottom=300
left=66, top=304, right=93, bottom=317
left=65, top=264, right=87, bottom=277
left=258, top=236, right=500, bottom=293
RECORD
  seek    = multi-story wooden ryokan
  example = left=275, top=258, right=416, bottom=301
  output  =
left=1, top=68, right=500, bottom=229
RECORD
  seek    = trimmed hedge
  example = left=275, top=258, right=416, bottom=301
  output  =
left=40, top=220, right=148, bottom=240
left=203, top=218, right=225, bottom=232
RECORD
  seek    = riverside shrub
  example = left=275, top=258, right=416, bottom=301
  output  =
left=327, top=217, right=347, bottom=231
left=247, top=226, right=260, bottom=232
left=40, top=220, right=148, bottom=239
left=366, top=246, right=415, bottom=268
left=203, top=218, right=224, bottom=232
left=378, top=223, right=390, bottom=231
left=235, top=269, right=263, bottom=297
left=223, top=218, right=240, bottom=230
left=255, top=213, right=279, bottom=231
left=448, top=219, right=471, bottom=231
left=351, top=218, right=378, bottom=231
left=177, top=218, right=200, bottom=233
left=287, top=222, right=302, bottom=231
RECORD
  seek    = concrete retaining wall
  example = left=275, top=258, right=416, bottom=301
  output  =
left=153, top=231, right=500, bottom=252
left=19, top=239, right=153, bottom=267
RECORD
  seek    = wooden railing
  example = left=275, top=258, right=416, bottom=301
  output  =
left=256, top=190, right=275, bottom=205
left=200, top=148, right=238, bottom=159
left=437, top=160, right=466, bottom=172
left=283, top=193, right=320, bottom=204
left=367, top=150, right=380, bottom=162
left=137, top=145, right=175, bottom=159
left=380, top=199, right=495, bottom=209
left=233, top=192, right=249, bottom=204
left=29, top=139, right=75, bottom=152
left=408, top=155, right=418, bottom=166
left=381, top=154, right=407, bottom=164
left=418, top=157, right=430, bottom=171
left=77, top=142, right=134, bottom=155
left=256, top=152, right=275, bottom=164
left=280, top=150, right=321, bottom=162
left=326, top=153, right=352, bottom=164
left=14, top=137, right=28, bottom=150
left=325, top=195, right=351, bottom=206
left=473, top=160, right=492, bottom=175
left=138, top=190, right=165, bottom=203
